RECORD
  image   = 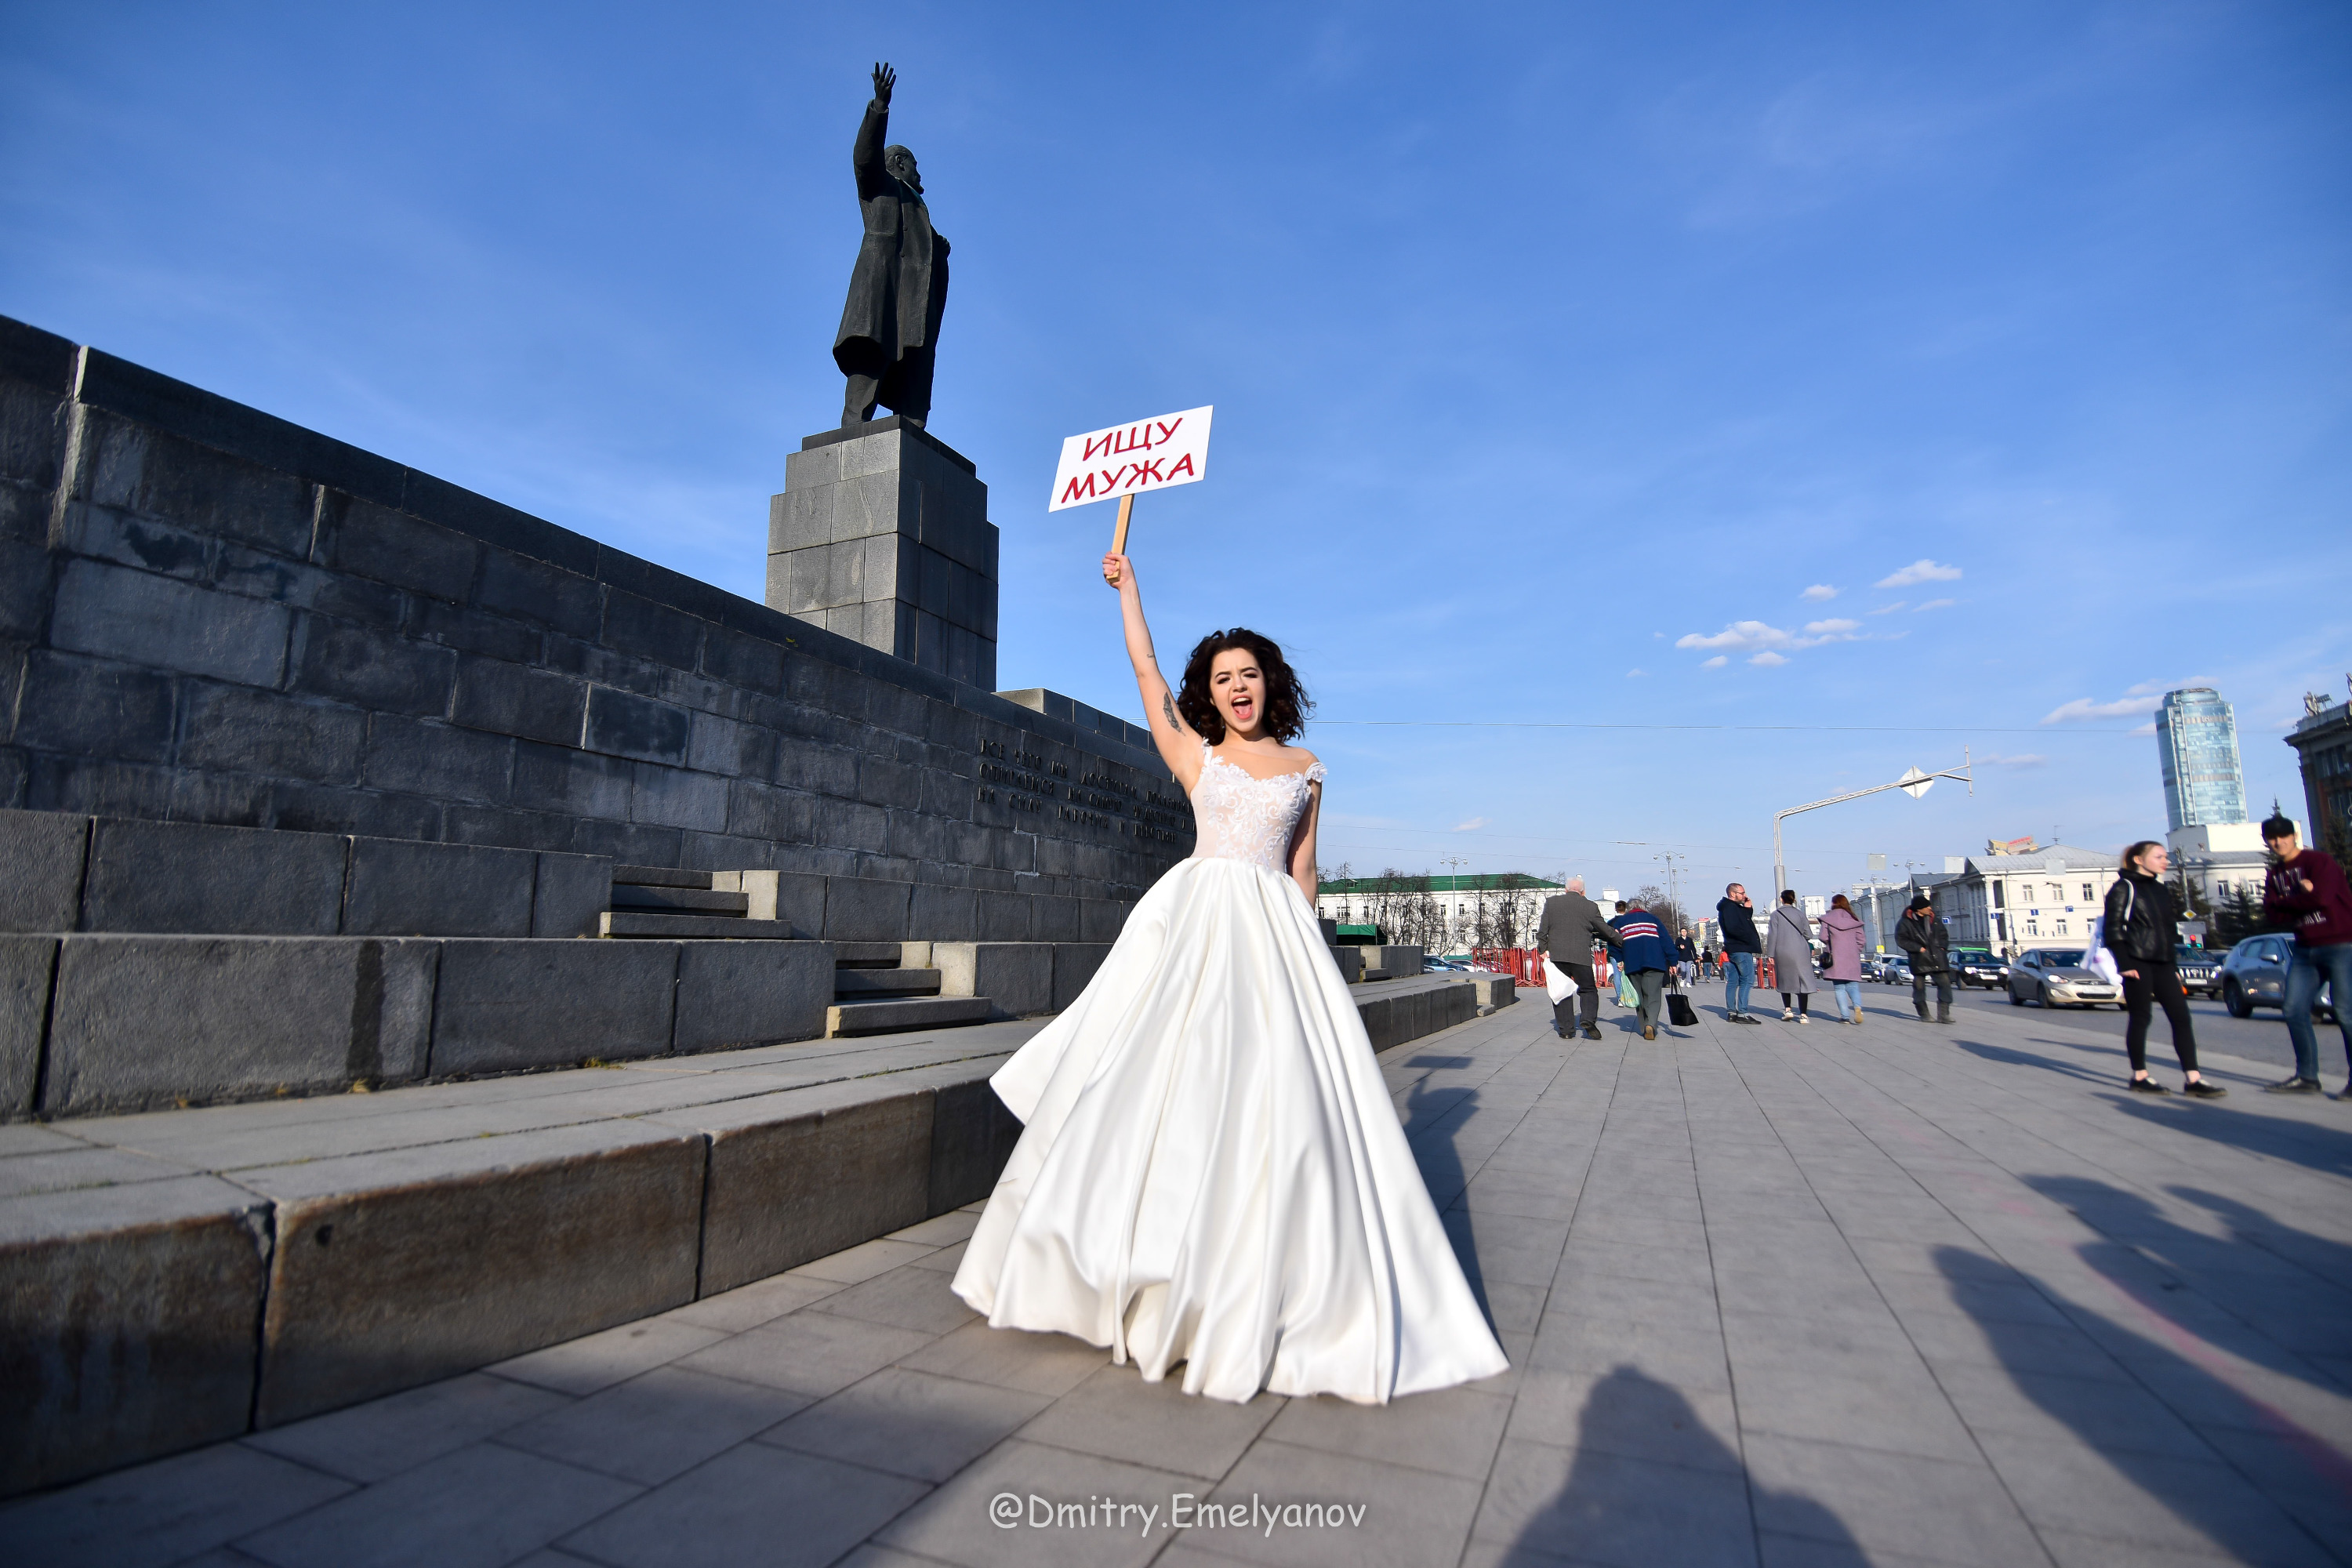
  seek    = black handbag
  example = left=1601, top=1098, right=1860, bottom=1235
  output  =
left=1666, top=983, right=1697, bottom=1027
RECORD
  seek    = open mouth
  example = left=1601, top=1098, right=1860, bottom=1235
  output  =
left=1229, top=695, right=1255, bottom=725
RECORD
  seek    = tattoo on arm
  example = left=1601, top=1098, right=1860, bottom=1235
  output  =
left=1161, top=692, right=1180, bottom=732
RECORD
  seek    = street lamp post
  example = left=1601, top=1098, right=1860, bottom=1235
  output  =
left=1773, top=752, right=1973, bottom=899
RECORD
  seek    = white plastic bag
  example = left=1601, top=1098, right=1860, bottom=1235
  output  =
left=2084, top=916, right=2123, bottom=986
left=1544, top=958, right=1579, bottom=1004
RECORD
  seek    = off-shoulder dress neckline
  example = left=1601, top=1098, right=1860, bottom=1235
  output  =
left=1200, top=744, right=1323, bottom=785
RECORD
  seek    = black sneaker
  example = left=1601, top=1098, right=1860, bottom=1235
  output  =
left=2129, top=1077, right=2169, bottom=1094
left=1581, top=1026, right=1602, bottom=1040
left=2263, top=1076, right=2322, bottom=1095
left=2183, top=1080, right=2227, bottom=1099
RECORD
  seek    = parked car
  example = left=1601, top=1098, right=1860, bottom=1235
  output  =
left=2219, top=935, right=2336, bottom=1020
left=2005, top=948, right=2121, bottom=1009
left=1882, top=957, right=1913, bottom=986
left=1951, top=947, right=2009, bottom=989
left=2175, top=943, right=2222, bottom=1000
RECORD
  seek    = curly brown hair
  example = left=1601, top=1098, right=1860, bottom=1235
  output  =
left=1177, top=628, right=1312, bottom=744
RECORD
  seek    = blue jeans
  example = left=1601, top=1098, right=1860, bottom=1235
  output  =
left=2285, top=942, right=2352, bottom=1083
left=1724, top=952, right=1757, bottom=1016
left=1828, top=980, right=1861, bottom=1020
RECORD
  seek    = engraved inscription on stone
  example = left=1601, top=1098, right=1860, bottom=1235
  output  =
left=974, top=740, right=1186, bottom=840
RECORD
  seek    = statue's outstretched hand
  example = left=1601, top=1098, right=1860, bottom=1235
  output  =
left=872, top=63, right=895, bottom=104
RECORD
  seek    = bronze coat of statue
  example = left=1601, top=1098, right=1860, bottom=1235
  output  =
left=834, top=63, right=949, bottom=428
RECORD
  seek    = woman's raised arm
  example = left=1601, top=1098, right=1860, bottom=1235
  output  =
left=1102, top=553, right=1203, bottom=790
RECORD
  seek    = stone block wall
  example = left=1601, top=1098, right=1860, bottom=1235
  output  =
left=0, top=314, right=1191, bottom=920
left=767, top=418, right=997, bottom=689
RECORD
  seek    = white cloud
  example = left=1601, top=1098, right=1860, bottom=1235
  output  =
left=1749, top=651, right=1789, bottom=667
left=1702, top=655, right=1728, bottom=669
left=1627, top=668, right=1647, bottom=677
left=1453, top=816, right=1490, bottom=831
left=2131, top=721, right=2158, bottom=736
left=2042, top=693, right=2162, bottom=724
left=1875, top=558, right=1963, bottom=589
left=1914, top=597, right=1955, bottom=612
left=1801, top=584, right=1838, bottom=601
left=1677, top=619, right=1787, bottom=652
left=1869, top=601, right=1905, bottom=615
left=1678, top=613, right=1871, bottom=662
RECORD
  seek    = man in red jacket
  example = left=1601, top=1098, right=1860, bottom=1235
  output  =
left=2261, top=813, right=2352, bottom=1097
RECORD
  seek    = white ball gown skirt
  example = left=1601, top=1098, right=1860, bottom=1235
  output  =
left=950, top=855, right=1508, bottom=1403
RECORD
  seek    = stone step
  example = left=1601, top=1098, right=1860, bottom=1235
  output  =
left=609, top=885, right=751, bottom=916
left=833, top=941, right=911, bottom=969
left=833, top=967, right=942, bottom=999
left=612, top=866, right=715, bottom=890
left=597, top=912, right=798, bottom=940
left=3, top=973, right=1504, bottom=1494
left=826, top=996, right=993, bottom=1038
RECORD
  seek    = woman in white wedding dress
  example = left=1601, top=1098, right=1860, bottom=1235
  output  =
left=950, top=551, right=1507, bottom=1404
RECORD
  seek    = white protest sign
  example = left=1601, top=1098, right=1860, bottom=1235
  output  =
left=1047, top=405, right=1213, bottom=512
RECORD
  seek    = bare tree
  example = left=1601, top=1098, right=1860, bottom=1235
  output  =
left=1635, top=884, right=1690, bottom=943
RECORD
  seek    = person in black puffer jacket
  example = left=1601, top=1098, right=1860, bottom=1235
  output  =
left=1893, top=894, right=1953, bottom=1022
left=2103, top=840, right=2223, bottom=1097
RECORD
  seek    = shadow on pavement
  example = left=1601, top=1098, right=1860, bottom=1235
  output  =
left=1505, top=1367, right=1862, bottom=1563
left=1953, top=1038, right=2118, bottom=1087
left=2171, top=1186, right=2352, bottom=1294
left=2108, top=1096, right=2352, bottom=1180
left=1932, top=1243, right=2349, bottom=1562
left=1401, top=1068, right=1487, bottom=1323
left=2021, top=1174, right=2349, bottom=1399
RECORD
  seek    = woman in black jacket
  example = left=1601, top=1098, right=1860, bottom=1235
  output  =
left=2103, top=840, right=2223, bottom=1097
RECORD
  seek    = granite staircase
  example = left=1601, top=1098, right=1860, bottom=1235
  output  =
left=829, top=942, right=993, bottom=1037
left=597, top=867, right=992, bottom=1038
left=599, top=865, right=792, bottom=938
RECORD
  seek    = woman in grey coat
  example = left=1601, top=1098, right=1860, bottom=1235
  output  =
left=1766, top=889, right=1817, bottom=1022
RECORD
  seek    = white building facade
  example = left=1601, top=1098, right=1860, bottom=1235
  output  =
left=1316, top=873, right=1564, bottom=955
left=1922, top=846, right=2125, bottom=957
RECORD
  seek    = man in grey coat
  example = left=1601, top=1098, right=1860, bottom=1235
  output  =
left=1535, top=877, right=1623, bottom=1040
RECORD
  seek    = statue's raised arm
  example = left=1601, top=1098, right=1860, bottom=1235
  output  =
left=833, top=62, right=949, bottom=430
left=853, top=64, right=894, bottom=198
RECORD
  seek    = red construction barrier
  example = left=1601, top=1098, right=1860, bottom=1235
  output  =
left=1472, top=947, right=1616, bottom=989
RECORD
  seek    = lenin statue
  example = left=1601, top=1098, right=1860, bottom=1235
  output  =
left=834, top=64, right=949, bottom=428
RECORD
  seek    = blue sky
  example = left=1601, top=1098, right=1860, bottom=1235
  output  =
left=5, top=2, right=2347, bottom=898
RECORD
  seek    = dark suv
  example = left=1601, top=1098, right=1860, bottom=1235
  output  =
left=1951, top=948, right=2008, bottom=989
left=2219, top=936, right=2336, bottom=1019
left=2174, top=944, right=2221, bottom=1000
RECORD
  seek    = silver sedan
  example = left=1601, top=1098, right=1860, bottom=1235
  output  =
left=2006, top=947, right=2122, bottom=1009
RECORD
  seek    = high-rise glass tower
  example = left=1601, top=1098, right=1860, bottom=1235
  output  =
left=2157, top=687, right=2247, bottom=831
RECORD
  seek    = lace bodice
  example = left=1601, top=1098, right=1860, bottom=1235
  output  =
left=1188, top=744, right=1325, bottom=874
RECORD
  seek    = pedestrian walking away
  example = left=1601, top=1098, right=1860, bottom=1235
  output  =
left=1894, top=894, right=1955, bottom=1024
left=1818, top=894, right=1868, bottom=1024
left=1676, top=928, right=1699, bottom=990
left=2259, top=812, right=2352, bottom=1097
left=1717, top=883, right=1764, bottom=1024
left=1609, top=899, right=1681, bottom=1040
left=1766, top=890, right=1817, bottom=1022
left=1534, top=877, right=1621, bottom=1041
left=2103, top=840, right=2223, bottom=1098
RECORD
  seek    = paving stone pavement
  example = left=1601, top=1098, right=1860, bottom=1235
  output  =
left=11, top=988, right=2352, bottom=1568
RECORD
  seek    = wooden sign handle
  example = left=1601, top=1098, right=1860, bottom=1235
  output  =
left=1112, top=492, right=1134, bottom=556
